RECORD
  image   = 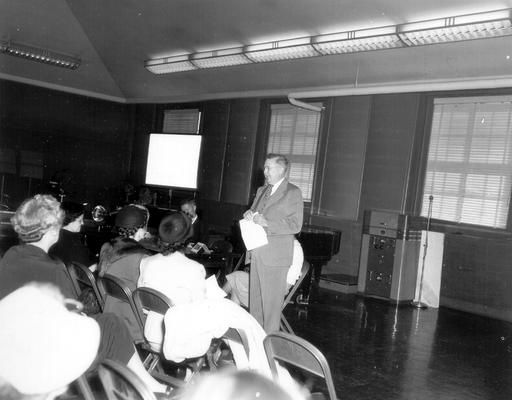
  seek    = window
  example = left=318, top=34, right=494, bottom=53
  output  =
left=267, top=103, right=322, bottom=201
left=162, top=109, right=201, bottom=134
left=421, top=96, right=512, bottom=228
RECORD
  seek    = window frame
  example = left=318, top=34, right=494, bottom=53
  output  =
left=262, top=100, right=326, bottom=205
left=416, top=93, right=512, bottom=235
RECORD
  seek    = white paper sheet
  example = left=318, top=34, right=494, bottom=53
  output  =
left=239, top=218, right=268, bottom=250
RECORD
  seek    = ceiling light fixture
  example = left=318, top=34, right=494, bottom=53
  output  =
left=0, top=40, right=81, bottom=70
left=145, top=8, right=512, bottom=75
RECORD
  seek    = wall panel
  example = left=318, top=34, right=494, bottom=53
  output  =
left=359, top=93, right=420, bottom=216
left=220, top=99, right=260, bottom=205
left=317, top=95, right=371, bottom=221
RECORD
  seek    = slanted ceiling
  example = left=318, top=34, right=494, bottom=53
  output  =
left=1, top=0, right=512, bottom=103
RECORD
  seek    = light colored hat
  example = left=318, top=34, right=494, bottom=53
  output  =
left=0, top=285, right=100, bottom=395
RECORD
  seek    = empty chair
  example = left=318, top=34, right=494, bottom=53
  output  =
left=264, top=332, right=337, bottom=400
left=280, top=261, right=310, bottom=334
left=67, top=261, right=104, bottom=313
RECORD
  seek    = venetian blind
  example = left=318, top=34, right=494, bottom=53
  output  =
left=267, top=103, right=322, bottom=201
left=162, top=109, right=201, bottom=134
left=421, top=96, right=512, bottom=228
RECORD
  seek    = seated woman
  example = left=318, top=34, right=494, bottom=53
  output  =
left=137, top=212, right=213, bottom=350
left=49, top=200, right=96, bottom=268
left=98, top=204, right=152, bottom=341
left=0, top=194, right=168, bottom=394
left=138, top=213, right=269, bottom=376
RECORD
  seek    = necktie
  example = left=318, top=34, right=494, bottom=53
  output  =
left=254, top=184, right=272, bottom=212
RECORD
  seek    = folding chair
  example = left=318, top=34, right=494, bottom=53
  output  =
left=264, top=332, right=337, bottom=400
left=67, top=261, right=104, bottom=312
left=280, top=261, right=310, bottom=334
left=97, top=274, right=144, bottom=331
left=133, top=287, right=218, bottom=386
left=98, top=277, right=184, bottom=389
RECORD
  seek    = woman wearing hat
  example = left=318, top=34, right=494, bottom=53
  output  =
left=138, top=212, right=212, bottom=350
left=98, top=204, right=152, bottom=341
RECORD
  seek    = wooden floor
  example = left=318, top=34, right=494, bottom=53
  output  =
left=284, top=289, right=512, bottom=400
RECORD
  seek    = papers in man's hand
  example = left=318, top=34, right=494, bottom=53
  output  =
left=239, top=218, right=268, bottom=250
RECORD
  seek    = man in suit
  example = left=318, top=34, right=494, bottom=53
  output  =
left=181, top=198, right=209, bottom=245
left=243, top=154, right=303, bottom=332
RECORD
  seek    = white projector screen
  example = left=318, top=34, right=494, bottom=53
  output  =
left=145, top=133, right=202, bottom=189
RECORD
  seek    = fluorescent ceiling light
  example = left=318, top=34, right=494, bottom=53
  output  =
left=191, top=47, right=251, bottom=68
left=145, top=54, right=197, bottom=74
left=398, top=9, right=512, bottom=45
left=245, top=37, right=318, bottom=62
left=0, top=40, right=80, bottom=69
left=145, top=8, right=512, bottom=74
left=313, top=26, right=403, bottom=54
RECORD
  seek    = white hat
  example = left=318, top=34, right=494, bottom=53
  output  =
left=0, top=284, right=100, bottom=395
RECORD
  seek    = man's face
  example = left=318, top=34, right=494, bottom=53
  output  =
left=264, top=158, right=285, bottom=185
left=67, top=214, right=84, bottom=233
left=181, top=203, right=196, bottom=219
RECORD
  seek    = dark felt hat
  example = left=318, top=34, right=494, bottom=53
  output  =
left=158, top=212, right=192, bottom=245
left=115, top=205, right=148, bottom=229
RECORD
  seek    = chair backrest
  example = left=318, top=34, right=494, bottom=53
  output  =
left=264, top=332, right=337, bottom=400
left=67, top=261, right=104, bottom=312
left=98, top=359, right=158, bottom=400
left=132, top=287, right=173, bottom=324
left=282, top=261, right=310, bottom=310
left=98, top=274, right=144, bottom=330
left=222, top=327, right=251, bottom=360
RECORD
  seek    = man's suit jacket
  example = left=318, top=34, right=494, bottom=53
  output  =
left=250, top=180, right=303, bottom=267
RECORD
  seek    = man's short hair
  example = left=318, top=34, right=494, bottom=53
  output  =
left=61, top=201, right=84, bottom=227
left=180, top=198, right=196, bottom=208
left=266, top=153, right=289, bottom=172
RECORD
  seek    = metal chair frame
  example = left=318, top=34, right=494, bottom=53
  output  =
left=264, top=332, right=338, bottom=400
left=97, top=274, right=144, bottom=330
left=67, top=261, right=104, bottom=312
left=280, top=261, right=310, bottom=334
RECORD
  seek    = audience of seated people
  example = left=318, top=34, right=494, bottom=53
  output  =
left=0, top=194, right=317, bottom=399
left=0, top=194, right=168, bottom=394
left=49, top=200, right=96, bottom=268
left=98, top=204, right=153, bottom=341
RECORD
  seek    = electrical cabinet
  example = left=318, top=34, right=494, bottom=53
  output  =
left=358, top=210, right=427, bottom=303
